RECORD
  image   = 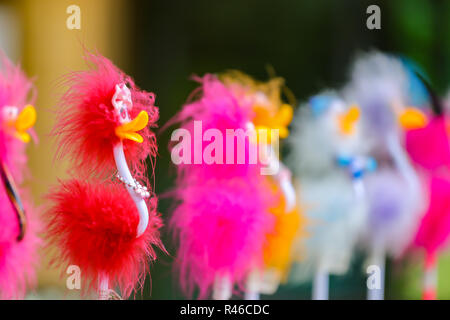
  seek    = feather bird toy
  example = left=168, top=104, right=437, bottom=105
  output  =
left=169, top=74, right=276, bottom=299
left=287, top=90, right=368, bottom=300
left=45, top=52, right=163, bottom=299
left=220, top=71, right=304, bottom=299
left=405, top=75, right=450, bottom=300
left=344, top=52, right=427, bottom=300
left=0, top=53, right=40, bottom=299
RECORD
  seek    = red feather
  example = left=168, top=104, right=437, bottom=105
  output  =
left=45, top=179, right=163, bottom=298
left=53, top=52, right=159, bottom=180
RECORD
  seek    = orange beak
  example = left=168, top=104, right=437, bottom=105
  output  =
left=253, top=103, right=294, bottom=143
left=115, top=111, right=149, bottom=143
left=12, top=105, right=36, bottom=143
left=338, top=105, right=360, bottom=135
left=398, top=107, right=428, bottom=130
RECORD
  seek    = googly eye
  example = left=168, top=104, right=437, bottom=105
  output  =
left=112, top=83, right=134, bottom=123
left=3, top=106, right=18, bottom=121
left=120, top=107, right=128, bottom=119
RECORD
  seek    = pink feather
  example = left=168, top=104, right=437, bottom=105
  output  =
left=406, top=116, right=450, bottom=256
left=414, top=176, right=450, bottom=255
left=171, top=178, right=274, bottom=299
left=405, top=116, right=450, bottom=172
left=168, top=74, right=258, bottom=181
left=0, top=193, right=40, bottom=299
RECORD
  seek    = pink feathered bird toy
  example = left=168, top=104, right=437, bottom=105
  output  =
left=169, top=74, right=275, bottom=299
left=405, top=75, right=450, bottom=300
left=45, top=52, right=164, bottom=299
left=0, top=53, right=40, bottom=299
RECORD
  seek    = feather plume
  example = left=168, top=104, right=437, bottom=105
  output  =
left=171, top=178, right=274, bottom=299
left=45, top=179, right=163, bottom=298
left=0, top=193, right=40, bottom=299
left=53, top=52, right=158, bottom=180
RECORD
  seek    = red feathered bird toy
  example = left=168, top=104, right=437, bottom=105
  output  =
left=46, top=52, right=164, bottom=299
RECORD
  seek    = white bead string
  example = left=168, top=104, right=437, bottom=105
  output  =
left=115, top=173, right=151, bottom=199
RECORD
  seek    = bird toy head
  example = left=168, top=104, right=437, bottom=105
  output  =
left=112, top=83, right=150, bottom=143
left=310, top=93, right=362, bottom=150
left=220, top=70, right=293, bottom=143
left=1, top=105, right=36, bottom=144
left=346, top=52, right=428, bottom=142
left=288, top=91, right=364, bottom=177
left=0, top=54, right=37, bottom=167
left=0, top=54, right=37, bottom=241
left=54, top=52, right=158, bottom=179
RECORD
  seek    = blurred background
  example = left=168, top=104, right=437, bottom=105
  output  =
left=0, top=0, right=449, bottom=299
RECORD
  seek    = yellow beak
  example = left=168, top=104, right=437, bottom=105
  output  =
left=338, top=105, right=360, bottom=135
left=398, top=107, right=428, bottom=130
left=14, top=105, right=36, bottom=143
left=115, top=110, right=149, bottom=143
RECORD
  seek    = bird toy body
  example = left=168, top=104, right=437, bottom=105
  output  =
left=46, top=52, right=163, bottom=299
left=0, top=54, right=40, bottom=299
left=169, top=74, right=276, bottom=299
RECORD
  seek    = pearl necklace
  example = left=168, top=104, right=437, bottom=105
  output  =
left=115, top=173, right=151, bottom=199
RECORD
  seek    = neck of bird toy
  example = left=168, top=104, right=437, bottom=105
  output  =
left=113, top=141, right=149, bottom=237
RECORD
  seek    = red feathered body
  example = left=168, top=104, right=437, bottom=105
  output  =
left=46, top=179, right=162, bottom=298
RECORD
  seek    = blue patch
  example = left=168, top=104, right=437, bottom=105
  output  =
left=366, top=158, right=377, bottom=172
left=400, top=56, right=430, bottom=107
left=336, top=155, right=352, bottom=167
left=309, top=95, right=333, bottom=117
